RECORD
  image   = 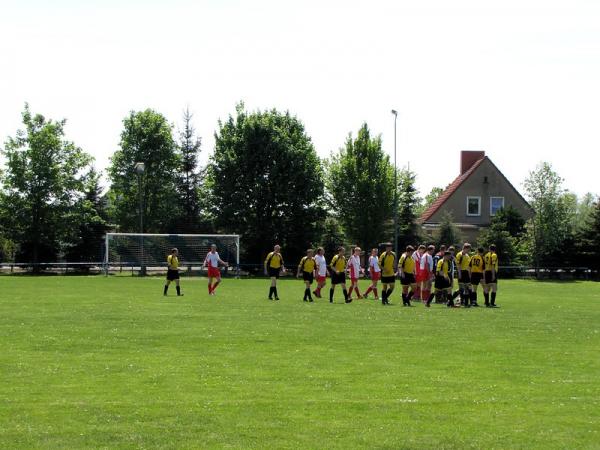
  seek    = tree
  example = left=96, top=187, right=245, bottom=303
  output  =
left=420, top=186, right=444, bottom=213
left=64, top=169, right=109, bottom=265
left=435, top=211, right=461, bottom=248
left=396, top=168, right=421, bottom=248
left=493, top=205, right=525, bottom=237
left=327, top=123, right=395, bottom=251
left=477, top=221, right=517, bottom=265
left=318, top=216, right=347, bottom=258
left=175, top=108, right=205, bottom=233
left=209, top=103, right=325, bottom=264
left=0, top=104, right=93, bottom=269
left=523, top=162, right=571, bottom=269
left=108, top=109, right=180, bottom=233
left=575, top=198, right=600, bottom=270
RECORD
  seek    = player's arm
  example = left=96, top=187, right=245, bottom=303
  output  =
left=264, top=253, right=269, bottom=275
left=217, top=257, right=229, bottom=267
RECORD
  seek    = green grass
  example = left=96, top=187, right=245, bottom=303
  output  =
left=1, top=276, right=599, bottom=449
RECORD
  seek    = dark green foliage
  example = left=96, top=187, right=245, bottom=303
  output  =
left=318, top=216, right=346, bottom=259
left=0, top=104, right=93, bottom=268
left=108, top=109, right=180, bottom=233
left=575, top=199, right=600, bottom=270
left=175, top=108, right=207, bottom=233
left=419, top=186, right=444, bottom=214
left=435, top=211, right=461, bottom=248
left=493, top=205, right=525, bottom=237
left=63, top=169, right=109, bottom=264
left=327, top=124, right=394, bottom=250
left=396, top=168, right=421, bottom=248
left=209, top=103, right=325, bottom=264
left=477, top=221, right=517, bottom=265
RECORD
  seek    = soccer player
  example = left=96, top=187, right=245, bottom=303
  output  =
left=434, top=251, right=453, bottom=306
left=330, top=246, right=351, bottom=303
left=419, top=245, right=435, bottom=305
left=347, top=246, right=363, bottom=300
left=203, top=244, right=229, bottom=295
left=455, top=243, right=472, bottom=307
left=297, top=249, right=316, bottom=302
left=447, top=246, right=460, bottom=306
left=363, top=248, right=381, bottom=300
left=313, top=247, right=327, bottom=298
left=164, top=248, right=183, bottom=296
left=469, top=247, right=485, bottom=307
left=264, top=245, right=285, bottom=301
left=379, top=242, right=396, bottom=305
left=399, top=245, right=418, bottom=306
left=433, top=245, right=447, bottom=272
left=483, top=244, right=499, bottom=307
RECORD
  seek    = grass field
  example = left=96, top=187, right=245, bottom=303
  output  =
left=1, top=276, right=599, bottom=449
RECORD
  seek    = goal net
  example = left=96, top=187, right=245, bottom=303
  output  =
left=104, top=233, right=239, bottom=274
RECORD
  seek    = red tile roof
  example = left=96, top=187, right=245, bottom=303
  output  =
left=419, top=156, right=487, bottom=223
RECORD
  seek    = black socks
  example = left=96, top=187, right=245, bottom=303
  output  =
left=484, top=292, right=490, bottom=306
left=303, top=288, right=312, bottom=301
left=269, top=286, right=275, bottom=299
left=330, top=288, right=334, bottom=303
left=163, top=285, right=168, bottom=295
left=176, top=286, right=181, bottom=296
left=491, top=292, right=497, bottom=305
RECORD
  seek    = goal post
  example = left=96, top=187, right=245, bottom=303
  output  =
left=103, top=233, right=239, bottom=276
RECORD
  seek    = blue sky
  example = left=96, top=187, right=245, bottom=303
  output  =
left=1, top=0, right=599, bottom=198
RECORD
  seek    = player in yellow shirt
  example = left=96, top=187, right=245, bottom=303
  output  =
left=399, top=245, right=417, bottom=306
left=483, top=244, right=499, bottom=307
left=297, top=249, right=317, bottom=302
left=164, top=248, right=183, bottom=297
left=469, top=247, right=485, bottom=307
left=329, top=246, right=351, bottom=303
left=379, top=242, right=396, bottom=305
left=433, top=251, right=453, bottom=306
left=455, top=243, right=472, bottom=307
left=264, top=245, right=285, bottom=300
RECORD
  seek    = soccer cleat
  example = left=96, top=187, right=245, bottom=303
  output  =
left=471, top=302, right=479, bottom=307
left=309, top=298, right=314, bottom=302
left=303, top=298, right=308, bottom=302
left=345, top=298, right=353, bottom=303
left=275, top=297, right=280, bottom=301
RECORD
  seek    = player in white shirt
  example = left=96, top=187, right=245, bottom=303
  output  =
left=346, top=246, right=363, bottom=300
left=412, top=245, right=426, bottom=301
left=362, top=248, right=381, bottom=300
left=203, top=244, right=229, bottom=295
left=313, top=247, right=328, bottom=298
left=419, top=245, right=435, bottom=305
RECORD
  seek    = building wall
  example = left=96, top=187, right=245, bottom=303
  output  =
left=428, top=158, right=533, bottom=225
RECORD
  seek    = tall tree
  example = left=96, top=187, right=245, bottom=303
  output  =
left=396, top=168, right=421, bottom=248
left=108, top=109, right=180, bottom=233
left=575, top=199, right=600, bottom=270
left=209, top=103, right=325, bottom=264
left=477, top=217, right=517, bottom=265
left=0, top=104, right=92, bottom=269
left=523, top=162, right=571, bottom=268
left=64, top=169, right=109, bottom=265
left=493, top=205, right=526, bottom=237
left=327, top=124, right=395, bottom=250
left=419, top=186, right=444, bottom=214
left=319, top=216, right=346, bottom=259
left=176, top=108, right=204, bottom=233
left=435, top=211, right=461, bottom=248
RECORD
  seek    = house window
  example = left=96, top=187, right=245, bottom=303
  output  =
left=490, top=197, right=505, bottom=216
left=466, top=196, right=481, bottom=216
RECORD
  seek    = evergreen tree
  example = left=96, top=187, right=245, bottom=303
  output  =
left=396, top=168, right=421, bottom=248
left=319, top=216, right=346, bottom=259
left=435, top=211, right=461, bottom=248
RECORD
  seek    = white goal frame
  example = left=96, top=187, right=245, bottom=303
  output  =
left=103, top=232, right=240, bottom=275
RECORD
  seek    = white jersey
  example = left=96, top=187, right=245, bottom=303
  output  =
left=205, top=251, right=220, bottom=268
left=315, top=254, right=327, bottom=277
left=348, top=254, right=361, bottom=279
left=420, top=253, right=434, bottom=272
left=369, top=255, right=381, bottom=273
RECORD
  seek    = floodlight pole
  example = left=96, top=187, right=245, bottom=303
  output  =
left=135, top=162, right=146, bottom=276
left=391, top=109, right=398, bottom=258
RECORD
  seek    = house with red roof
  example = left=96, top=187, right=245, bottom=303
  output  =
left=418, top=151, right=533, bottom=243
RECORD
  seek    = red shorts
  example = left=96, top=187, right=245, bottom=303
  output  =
left=207, top=266, right=221, bottom=278
left=317, top=275, right=326, bottom=283
left=416, top=270, right=431, bottom=283
left=350, top=277, right=358, bottom=283
left=370, top=271, right=381, bottom=281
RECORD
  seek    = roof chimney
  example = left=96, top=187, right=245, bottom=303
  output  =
left=460, top=150, right=485, bottom=175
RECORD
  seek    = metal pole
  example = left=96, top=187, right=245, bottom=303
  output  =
left=139, top=172, right=145, bottom=276
left=392, top=110, right=398, bottom=257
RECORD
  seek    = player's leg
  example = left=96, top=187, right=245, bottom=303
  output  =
left=175, top=278, right=183, bottom=296
left=342, top=281, right=351, bottom=303
left=490, top=282, right=498, bottom=307
left=211, top=275, right=222, bottom=294
left=330, top=274, right=337, bottom=303
left=164, top=278, right=171, bottom=296
left=303, top=278, right=310, bottom=302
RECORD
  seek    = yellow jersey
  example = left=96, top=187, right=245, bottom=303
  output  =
left=456, top=251, right=471, bottom=271
left=470, top=254, right=484, bottom=273
left=265, top=252, right=283, bottom=269
left=379, top=251, right=396, bottom=277
left=436, top=259, right=449, bottom=277
left=330, top=254, right=347, bottom=272
left=399, top=253, right=416, bottom=274
left=484, top=252, right=498, bottom=272
left=299, top=256, right=316, bottom=273
left=167, top=254, right=179, bottom=269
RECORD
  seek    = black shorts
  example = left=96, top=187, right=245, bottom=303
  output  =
left=470, top=272, right=483, bottom=286
left=302, top=272, right=314, bottom=284
left=459, top=270, right=471, bottom=284
left=166, top=269, right=180, bottom=281
left=435, top=275, right=450, bottom=290
left=331, top=272, right=346, bottom=285
left=381, top=275, right=396, bottom=285
left=268, top=267, right=281, bottom=278
left=401, top=273, right=416, bottom=285
left=484, top=271, right=497, bottom=284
